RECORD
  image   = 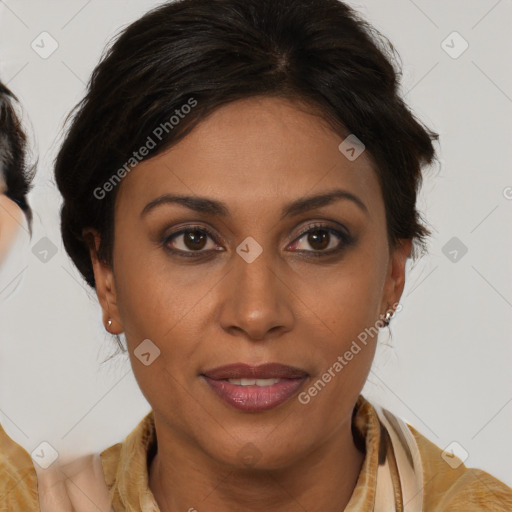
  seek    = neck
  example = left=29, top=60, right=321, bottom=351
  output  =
left=149, top=417, right=365, bottom=512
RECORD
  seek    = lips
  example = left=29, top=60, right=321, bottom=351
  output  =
left=201, top=362, right=309, bottom=380
left=201, top=363, right=309, bottom=412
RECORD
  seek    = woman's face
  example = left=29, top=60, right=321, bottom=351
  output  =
left=89, top=96, right=410, bottom=469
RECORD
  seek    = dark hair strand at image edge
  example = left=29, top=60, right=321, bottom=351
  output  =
left=0, top=82, right=34, bottom=231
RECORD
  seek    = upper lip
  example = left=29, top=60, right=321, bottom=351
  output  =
left=201, top=363, right=309, bottom=380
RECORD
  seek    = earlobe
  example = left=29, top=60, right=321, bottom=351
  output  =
left=82, top=227, right=123, bottom=334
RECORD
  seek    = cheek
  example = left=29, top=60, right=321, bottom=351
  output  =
left=112, top=232, right=186, bottom=332
left=297, top=246, right=387, bottom=369
left=115, top=268, right=200, bottom=350
left=293, top=261, right=385, bottom=413
left=112, top=241, right=216, bottom=374
left=112, top=255, right=206, bottom=417
left=312, top=250, right=386, bottom=329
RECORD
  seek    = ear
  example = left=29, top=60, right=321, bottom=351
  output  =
left=380, top=238, right=412, bottom=317
left=82, top=228, right=123, bottom=334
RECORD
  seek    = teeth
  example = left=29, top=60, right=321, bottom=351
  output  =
left=228, top=378, right=281, bottom=386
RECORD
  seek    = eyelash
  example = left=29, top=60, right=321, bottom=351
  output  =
left=161, top=222, right=353, bottom=259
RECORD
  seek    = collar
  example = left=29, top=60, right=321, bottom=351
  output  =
left=100, top=395, right=421, bottom=512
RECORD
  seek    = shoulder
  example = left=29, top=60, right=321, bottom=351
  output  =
left=407, top=423, right=512, bottom=511
left=0, top=423, right=38, bottom=511
left=99, top=410, right=156, bottom=491
left=99, top=411, right=158, bottom=511
left=99, top=439, right=123, bottom=490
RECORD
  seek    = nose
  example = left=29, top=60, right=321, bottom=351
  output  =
left=218, top=243, right=295, bottom=342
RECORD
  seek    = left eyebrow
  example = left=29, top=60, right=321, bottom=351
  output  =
left=280, top=189, right=369, bottom=219
left=140, top=188, right=369, bottom=219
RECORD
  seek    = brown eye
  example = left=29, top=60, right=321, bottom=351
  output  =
left=164, top=227, right=218, bottom=255
left=182, top=230, right=208, bottom=250
left=289, top=224, right=349, bottom=254
left=306, top=230, right=330, bottom=251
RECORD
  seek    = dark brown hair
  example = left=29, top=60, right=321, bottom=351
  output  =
left=0, top=82, right=34, bottom=230
left=55, top=0, right=438, bottom=289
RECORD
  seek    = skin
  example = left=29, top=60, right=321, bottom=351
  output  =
left=0, top=193, right=26, bottom=266
left=86, top=96, right=411, bottom=512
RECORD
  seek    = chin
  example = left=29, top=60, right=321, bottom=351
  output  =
left=200, top=427, right=312, bottom=472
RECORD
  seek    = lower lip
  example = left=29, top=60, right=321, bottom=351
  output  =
left=202, top=376, right=308, bottom=412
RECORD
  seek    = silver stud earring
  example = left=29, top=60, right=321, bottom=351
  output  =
left=384, top=310, right=393, bottom=327
left=107, top=319, right=112, bottom=330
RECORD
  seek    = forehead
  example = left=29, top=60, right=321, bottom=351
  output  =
left=115, top=96, right=383, bottom=219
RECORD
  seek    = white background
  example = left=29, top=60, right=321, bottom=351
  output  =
left=0, top=0, right=511, bottom=487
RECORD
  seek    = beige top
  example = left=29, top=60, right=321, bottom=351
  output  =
left=1, top=395, right=511, bottom=511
